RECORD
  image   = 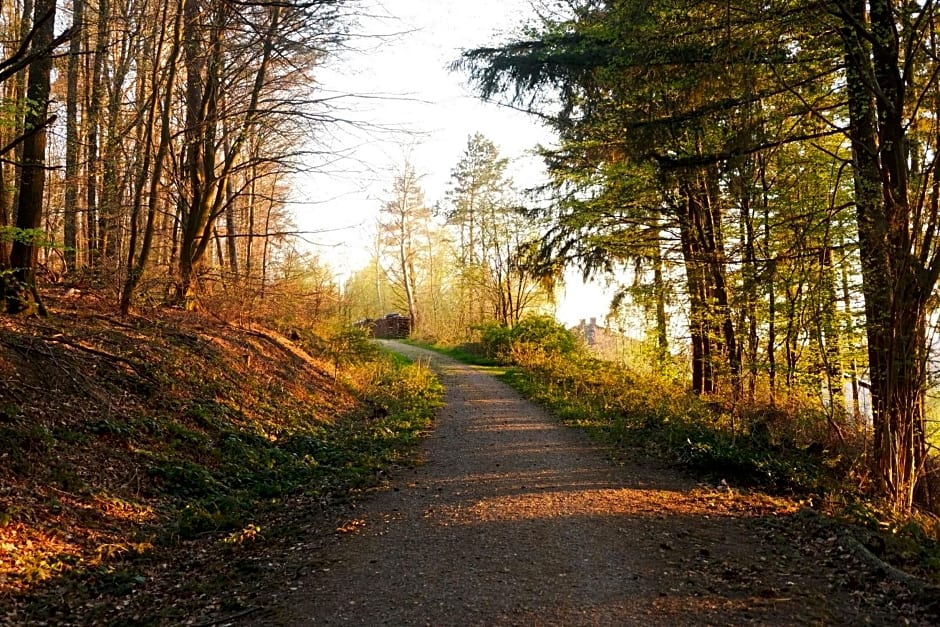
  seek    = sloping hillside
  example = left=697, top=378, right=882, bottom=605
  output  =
left=0, top=292, right=440, bottom=625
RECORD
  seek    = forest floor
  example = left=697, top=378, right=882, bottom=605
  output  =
left=1, top=299, right=939, bottom=625
left=0, top=292, right=439, bottom=626
left=266, top=342, right=940, bottom=626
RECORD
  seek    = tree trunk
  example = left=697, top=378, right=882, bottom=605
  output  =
left=399, top=236, right=418, bottom=329
left=9, top=0, right=35, bottom=227
left=816, top=245, right=845, bottom=435
left=677, top=190, right=715, bottom=395
left=839, top=0, right=929, bottom=511
left=695, top=166, right=739, bottom=397
left=63, top=0, right=84, bottom=272
left=176, top=1, right=278, bottom=307
left=783, top=282, right=802, bottom=388
left=675, top=166, right=737, bottom=396
left=652, top=240, right=669, bottom=364
left=0, top=156, right=9, bottom=267
left=85, top=0, right=109, bottom=268
left=839, top=235, right=861, bottom=422
left=4, top=0, right=56, bottom=314
left=120, top=0, right=183, bottom=314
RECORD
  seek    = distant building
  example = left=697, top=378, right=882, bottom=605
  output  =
left=571, top=316, right=644, bottom=362
left=572, top=317, right=617, bottom=356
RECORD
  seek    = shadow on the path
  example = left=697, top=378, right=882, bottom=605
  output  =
left=265, top=343, right=920, bottom=626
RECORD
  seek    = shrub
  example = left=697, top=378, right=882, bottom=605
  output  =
left=479, top=315, right=581, bottom=364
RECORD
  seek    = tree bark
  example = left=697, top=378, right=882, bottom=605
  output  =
left=838, top=0, right=929, bottom=511
left=84, top=0, right=109, bottom=268
left=4, top=0, right=56, bottom=314
left=120, top=0, right=183, bottom=314
left=63, top=0, right=84, bottom=271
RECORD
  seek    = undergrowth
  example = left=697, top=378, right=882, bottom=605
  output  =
left=497, top=350, right=839, bottom=495
left=152, top=350, right=442, bottom=540
left=0, top=306, right=442, bottom=622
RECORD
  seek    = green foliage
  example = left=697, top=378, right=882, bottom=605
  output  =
left=325, top=326, right=379, bottom=375
left=17, top=551, right=80, bottom=585
left=136, top=352, right=442, bottom=540
left=86, top=566, right=149, bottom=597
left=0, top=226, right=51, bottom=247
left=443, top=134, right=551, bottom=330
left=177, top=495, right=248, bottom=537
left=0, top=420, right=53, bottom=468
left=478, top=322, right=512, bottom=358
left=408, top=339, right=499, bottom=366
left=478, top=315, right=581, bottom=363
left=838, top=502, right=940, bottom=583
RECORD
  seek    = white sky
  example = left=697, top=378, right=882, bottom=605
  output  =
left=291, top=0, right=616, bottom=326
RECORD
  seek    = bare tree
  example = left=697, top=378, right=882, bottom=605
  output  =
left=379, top=162, right=429, bottom=330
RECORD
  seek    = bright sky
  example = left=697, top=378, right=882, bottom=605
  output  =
left=292, top=0, right=615, bottom=326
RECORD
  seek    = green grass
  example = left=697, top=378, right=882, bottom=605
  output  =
left=402, top=338, right=499, bottom=366
left=147, top=355, right=443, bottom=538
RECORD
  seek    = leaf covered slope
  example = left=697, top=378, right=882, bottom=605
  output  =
left=0, top=293, right=440, bottom=624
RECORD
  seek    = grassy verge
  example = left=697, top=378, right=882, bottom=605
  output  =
left=0, top=310, right=442, bottom=624
left=480, top=348, right=836, bottom=494
left=402, top=338, right=499, bottom=366
left=161, top=350, right=443, bottom=539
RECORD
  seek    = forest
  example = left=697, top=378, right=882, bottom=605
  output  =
left=1, top=0, right=940, bottom=622
left=344, top=0, right=940, bottom=516
left=452, top=0, right=940, bottom=514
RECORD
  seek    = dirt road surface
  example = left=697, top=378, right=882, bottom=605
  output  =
left=267, top=342, right=934, bottom=626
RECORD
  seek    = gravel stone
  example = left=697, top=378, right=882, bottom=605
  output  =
left=268, top=342, right=935, bottom=626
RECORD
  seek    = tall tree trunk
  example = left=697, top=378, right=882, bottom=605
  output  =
left=4, top=0, right=56, bottom=314
left=220, top=111, right=240, bottom=282
left=100, top=19, right=134, bottom=268
left=697, top=166, right=739, bottom=397
left=0, top=150, right=9, bottom=267
left=677, top=188, right=715, bottom=395
left=177, top=0, right=214, bottom=305
left=816, top=244, right=845, bottom=437
left=783, top=281, right=803, bottom=388
left=839, top=0, right=929, bottom=511
left=675, top=166, right=736, bottom=395
left=85, top=0, right=109, bottom=268
left=652, top=238, right=669, bottom=364
left=399, top=236, right=418, bottom=329
left=839, top=234, right=861, bottom=422
left=736, top=164, right=759, bottom=404
left=176, top=2, right=278, bottom=306
left=224, top=181, right=239, bottom=280
left=760, top=155, right=777, bottom=405
left=9, top=0, right=35, bottom=226
left=63, top=0, right=84, bottom=271
left=120, top=0, right=183, bottom=314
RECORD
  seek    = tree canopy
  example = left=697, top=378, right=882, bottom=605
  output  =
left=458, top=0, right=940, bottom=512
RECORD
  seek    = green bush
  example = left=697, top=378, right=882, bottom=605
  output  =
left=479, top=315, right=581, bottom=363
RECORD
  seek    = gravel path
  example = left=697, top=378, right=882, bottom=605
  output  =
left=269, top=343, right=930, bottom=626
